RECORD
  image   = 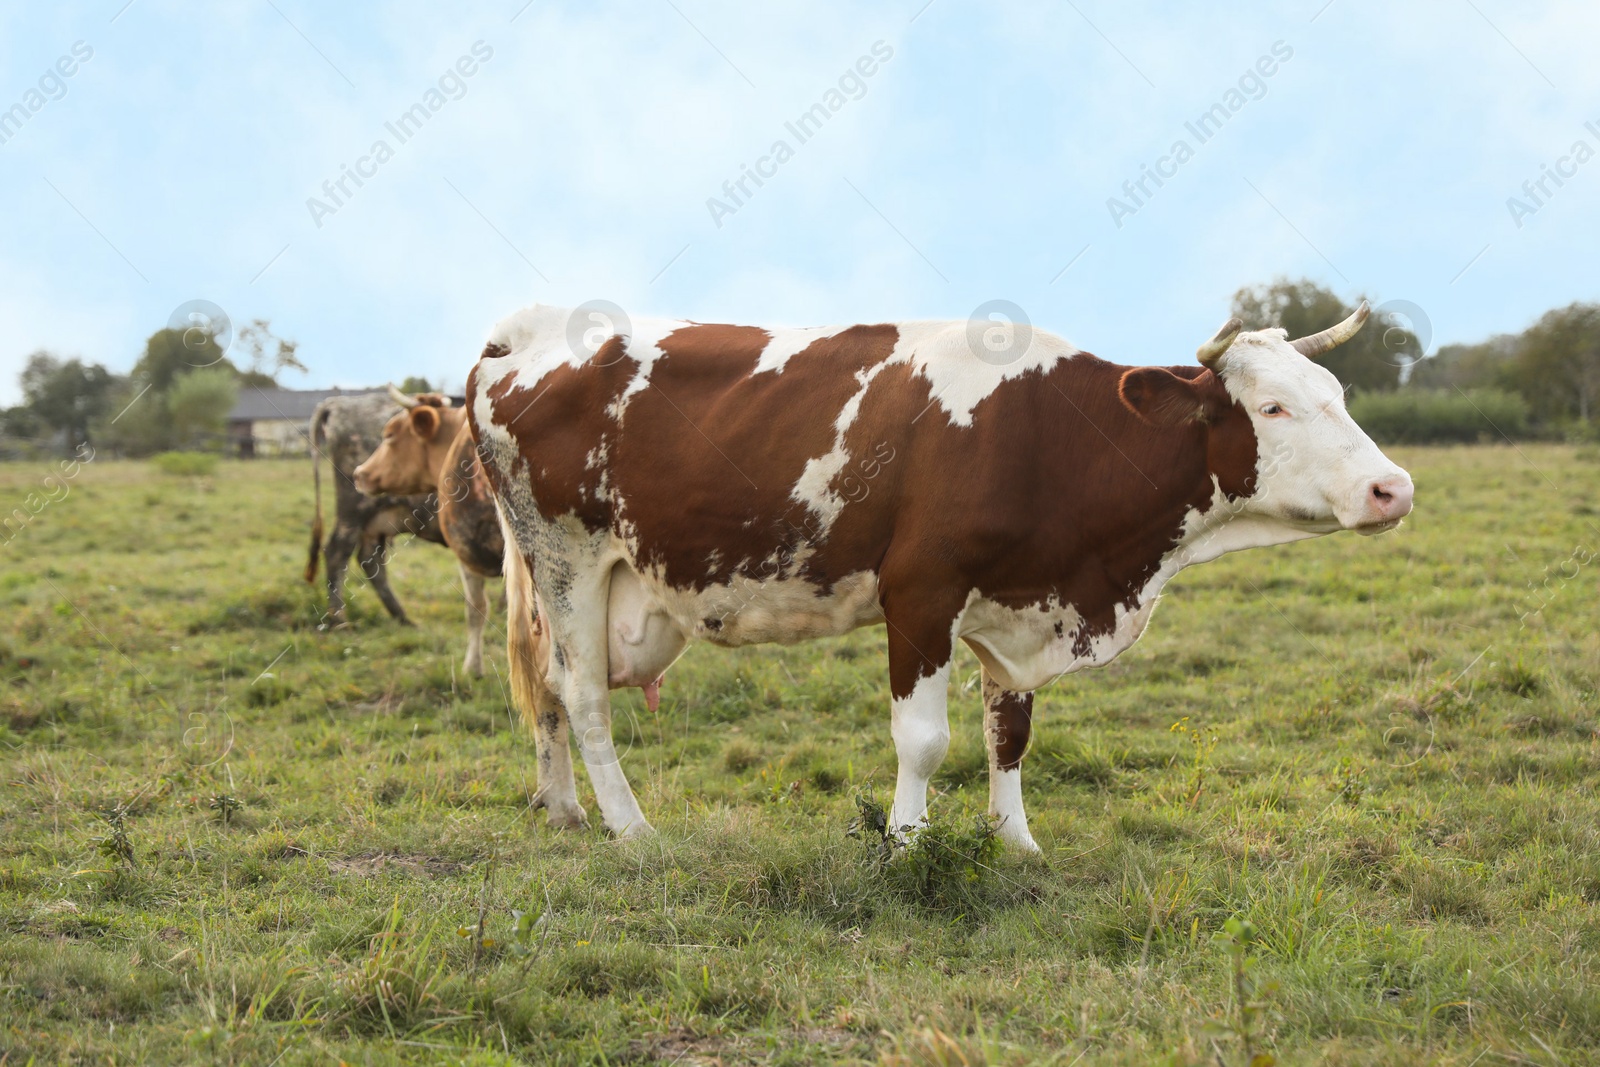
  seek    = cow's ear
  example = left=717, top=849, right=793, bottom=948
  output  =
left=410, top=405, right=441, bottom=440
left=1118, top=367, right=1219, bottom=427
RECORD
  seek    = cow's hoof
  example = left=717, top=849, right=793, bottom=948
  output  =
left=888, top=814, right=927, bottom=846
left=463, top=656, right=484, bottom=678
left=992, top=817, right=1042, bottom=853
left=545, top=805, right=588, bottom=830
left=1002, top=831, right=1042, bottom=854
left=612, top=819, right=656, bottom=840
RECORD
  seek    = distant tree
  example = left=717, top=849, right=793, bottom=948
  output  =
left=1, top=404, right=44, bottom=440
left=1231, top=279, right=1410, bottom=393
left=93, top=378, right=171, bottom=457
left=1511, top=302, right=1600, bottom=425
left=19, top=352, right=115, bottom=450
left=399, top=376, right=433, bottom=394
left=132, top=327, right=229, bottom=394
left=235, top=319, right=307, bottom=386
left=1408, top=335, right=1519, bottom=392
left=132, top=320, right=306, bottom=395
left=167, top=368, right=239, bottom=448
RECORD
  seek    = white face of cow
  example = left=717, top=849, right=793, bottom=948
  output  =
left=1217, top=327, right=1413, bottom=536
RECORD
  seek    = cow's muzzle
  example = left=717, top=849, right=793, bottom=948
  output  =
left=1352, top=472, right=1413, bottom=535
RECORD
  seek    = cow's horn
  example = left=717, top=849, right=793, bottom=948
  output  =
left=1196, top=317, right=1244, bottom=368
left=1290, top=300, right=1370, bottom=359
left=387, top=384, right=419, bottom=409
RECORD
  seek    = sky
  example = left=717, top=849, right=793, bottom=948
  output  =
left=1, top=0, right=1597, bottom=404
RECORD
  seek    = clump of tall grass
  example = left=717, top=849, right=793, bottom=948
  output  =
left=151, top=451, right=219, bottom=476
left=850, top=793, right=1005, bottom=913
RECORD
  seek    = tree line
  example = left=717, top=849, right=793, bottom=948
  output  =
left=5, top=288, right=1597, bottom=456
left=1, top=320, right=303, bottom=457
left=1233, top=279, right=1599, bottom=443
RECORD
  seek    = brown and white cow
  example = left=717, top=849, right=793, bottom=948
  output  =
left=467, top=302, right=1412, bottom=847
left=351, top=388, right=504, bottom=676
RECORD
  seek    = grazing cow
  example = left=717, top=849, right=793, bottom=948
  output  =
left=352, top=388, right=504, bottom=676
left=305, top=392, right=448, bottom=627
left=468, top=302, right=1412, bottom=846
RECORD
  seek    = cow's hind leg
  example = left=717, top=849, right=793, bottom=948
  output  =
left=459, top=562, right=489, bottom=677
left=362, top=535, right=412, bottom=625
left=503, top=529, right=584, bottom=828
left=543, top=559, right=652, bottom=838
left=323, top=524, right=360, bottom=627
left=981, top=668, right=1039, bottom=852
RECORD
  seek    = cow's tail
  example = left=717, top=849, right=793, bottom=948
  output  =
left=304, top=403, right=331, bottom=584
left=502, top=507, right=549, bottom=738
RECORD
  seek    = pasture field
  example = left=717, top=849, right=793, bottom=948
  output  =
left=3, top=445, right=1600, bottom=1066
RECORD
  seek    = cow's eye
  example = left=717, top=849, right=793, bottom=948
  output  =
left=1260, top=403, right=1287, bottom=417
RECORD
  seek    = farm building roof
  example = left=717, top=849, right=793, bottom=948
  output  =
left=227, top=387, right=387, bottom=423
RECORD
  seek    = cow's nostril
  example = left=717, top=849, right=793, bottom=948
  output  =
left=1372, top=484, right=1392, bottom=503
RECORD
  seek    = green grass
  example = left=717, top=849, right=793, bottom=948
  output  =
left=150, top=451, right=221, bottom=477
left=2, top=446, right=1599, bottom=1065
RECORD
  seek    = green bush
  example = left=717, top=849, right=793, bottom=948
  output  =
left=151, top=451, right=218, bottom=476
left=166, top=368, right=238, bottom=447
left=850, top=794, right=1005, bottom=914
left=1350, top=387, right=1529, bottom=444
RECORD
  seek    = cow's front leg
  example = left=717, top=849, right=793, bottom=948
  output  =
left=981, top=668, right=1039, bottom=852
left=886, top=621, right=953, bottom=835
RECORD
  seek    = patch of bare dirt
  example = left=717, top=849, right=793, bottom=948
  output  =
left=327, top=851, right=468, bottom=877
left=625, top=1026, right=859, bottom=1065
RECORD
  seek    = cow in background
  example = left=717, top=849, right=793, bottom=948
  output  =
left=305, top=392, right=447, bottom=628
left=351, top=388, right=502, bottom=675
left=353, top=386, right=665, bottom=785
